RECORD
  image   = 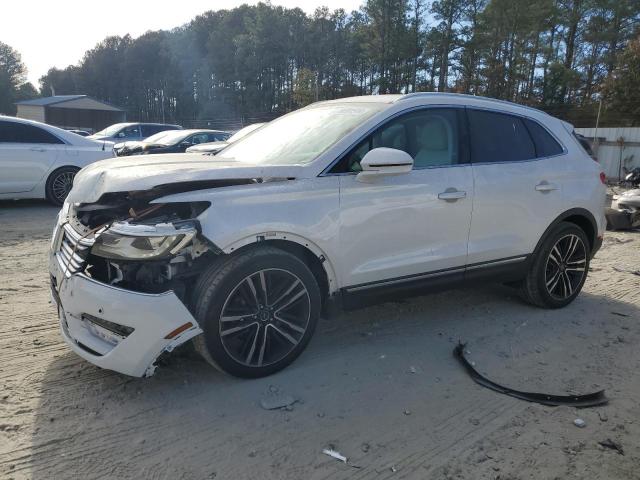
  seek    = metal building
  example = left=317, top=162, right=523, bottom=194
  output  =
left=576, top=127, right=640, bottom=180
left=15, top=95, right=125, bottom=133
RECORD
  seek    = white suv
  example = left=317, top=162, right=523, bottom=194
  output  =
left=49, top=94, right=606, bottom=378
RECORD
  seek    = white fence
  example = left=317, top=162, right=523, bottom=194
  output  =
left=575, top=127, right=640, bottom=180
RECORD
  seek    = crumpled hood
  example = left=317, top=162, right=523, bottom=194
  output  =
left=67, top=153, right=305, bottom=203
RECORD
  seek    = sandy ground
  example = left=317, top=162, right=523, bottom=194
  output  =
left=1, top=200, right=639, bottom=480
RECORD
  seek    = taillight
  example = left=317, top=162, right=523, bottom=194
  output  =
left=599, top=172, right=606, bottom=184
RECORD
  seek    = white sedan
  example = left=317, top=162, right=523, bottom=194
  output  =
left=0, top=116, right=115, bottom=205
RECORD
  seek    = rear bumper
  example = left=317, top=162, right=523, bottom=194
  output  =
left=50, top=252, right=201, bottom=377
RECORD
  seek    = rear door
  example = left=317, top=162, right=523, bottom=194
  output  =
left=0, top=121, right=63, bottom=193
left=466, top=109, right=567, bottom=267
left=330, top=107, right=474, bottom=289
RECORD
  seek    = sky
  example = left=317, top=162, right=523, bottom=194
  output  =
left=1, top=0, right=363, bottom=86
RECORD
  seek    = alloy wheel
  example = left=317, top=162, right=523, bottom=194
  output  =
left=51, top=171, right=76, bottom=203
left=544, top=234, right=587, bottom=300
left=218, top=268, right=311, bottom=367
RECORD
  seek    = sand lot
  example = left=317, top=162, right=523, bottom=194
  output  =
left=1, top=200, right=639, bottom=480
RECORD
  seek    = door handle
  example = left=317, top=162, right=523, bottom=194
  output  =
left=438, top=188, right=467, bottom=202
left=535, top=181, right=557, bottom=192
left=30, top=147, right=46, bottom=152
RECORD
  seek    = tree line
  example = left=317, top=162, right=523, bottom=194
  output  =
left=1, top=0, right=639, bottom=126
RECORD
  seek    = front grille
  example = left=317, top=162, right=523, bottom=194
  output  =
left=55, top=223, right=95, bottom=277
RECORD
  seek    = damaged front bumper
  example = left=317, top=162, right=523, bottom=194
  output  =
left=50, top=250, right=202, bottom=377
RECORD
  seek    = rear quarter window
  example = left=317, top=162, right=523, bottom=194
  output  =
left=523, top=118, right=563, bottom=157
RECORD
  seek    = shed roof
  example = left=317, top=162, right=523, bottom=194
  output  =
left=15, top=95, right=123, bottom=111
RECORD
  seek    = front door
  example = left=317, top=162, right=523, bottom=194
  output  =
left=327, top=107, right=474, bottom=289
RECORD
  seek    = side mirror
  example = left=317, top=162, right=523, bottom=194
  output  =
left=356, top=147, right=413, bottom=182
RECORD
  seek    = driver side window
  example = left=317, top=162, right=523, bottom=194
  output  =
left=330, top=108, right=464, bottom=173
left=118, top=125, right=141, bottom=139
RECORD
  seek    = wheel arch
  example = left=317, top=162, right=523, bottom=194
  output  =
left=221, top=233, right=339, bottom=301
left=534, top=208, right=597, bottom=255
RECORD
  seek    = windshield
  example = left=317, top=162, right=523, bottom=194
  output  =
left=228, top=123, right=264, bottom=143
left=93, top=123, right=128, bottom=137
left=216, top=103, right=386, bottom=165
left=145, top=130, right=191, bottom=145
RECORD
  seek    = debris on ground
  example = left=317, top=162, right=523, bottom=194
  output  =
left=573, top=418, right=586, bottom=428
left=454, top=343, right=608, bottom=407
left=322, top=446, right=362, bottom=469
left=260, top=394, right=297, bottom=410
left=598, top=438, right=624, bottom=455
left=323, top=448, right=347, bottom=464
left=613, top=266, right=640, bottom=276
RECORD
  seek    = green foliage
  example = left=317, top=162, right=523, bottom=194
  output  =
left=602, top=36, right=640, bottom=125
left=31, top=0, right=640, bottom=125
left=0, top=41, right=37, bottom=115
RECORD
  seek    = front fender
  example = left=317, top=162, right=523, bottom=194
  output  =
left=154, top=177, right=342, bottom=290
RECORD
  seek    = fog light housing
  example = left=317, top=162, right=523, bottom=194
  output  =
left=83, top=313, right=134, bottom=345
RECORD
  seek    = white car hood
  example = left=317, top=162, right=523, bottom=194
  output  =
left=67, top=153, right=305, bottom=203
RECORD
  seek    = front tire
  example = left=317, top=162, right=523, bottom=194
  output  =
left=45, top=166, right=79, bottom=206
left=193, top=247, right=321, bottom=378
left=520, top=222, right=590, bottom=308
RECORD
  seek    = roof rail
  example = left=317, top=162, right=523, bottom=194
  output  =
left=395, top=92, right=546, bottom=115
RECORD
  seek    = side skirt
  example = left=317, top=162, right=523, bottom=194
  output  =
left=338, top=255, right=530, bottom=311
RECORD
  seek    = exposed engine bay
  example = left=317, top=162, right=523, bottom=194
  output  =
left=57, top=176, right=296, bottom=311
left=63, top=182, right=239, bottom=305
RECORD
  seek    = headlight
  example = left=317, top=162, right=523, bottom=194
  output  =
left=91, top=221, right=197, bottom=260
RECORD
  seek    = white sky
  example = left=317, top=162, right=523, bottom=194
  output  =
left=1, top=0, right=363, bottom=86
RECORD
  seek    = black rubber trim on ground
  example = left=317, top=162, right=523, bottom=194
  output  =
left=454, top=343, right=608, bottom=407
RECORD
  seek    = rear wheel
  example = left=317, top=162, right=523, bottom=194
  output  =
left=193, top=247, right=321, bottom=378
left=45, top=166, right=79, bottom=206
left=520, top=222, right=590, bottom=308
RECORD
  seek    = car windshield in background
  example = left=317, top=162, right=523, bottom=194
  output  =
left=227, top=123, right=263, bottom=142
left=94, top=124, right=127, bottom=136
left=215, top=103, right=386, bottom=165
left=145, top=130, right=189, bottom=145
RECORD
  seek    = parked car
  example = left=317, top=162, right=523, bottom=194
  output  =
left=67, top=129, right=91, bottom=137
left=88, top=122, right=182, bottom=143
left=186, top=123, right=264, bottom=154
left=0, top=115, right=115, bottom=205
left=50, top=93, right=606, bottom=379
left=114, top=129, right=230, bottom=156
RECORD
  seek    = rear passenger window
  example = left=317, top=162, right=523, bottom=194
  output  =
left=468, top=110, right=535, bottom=163
left=0, top=121, right=63, bottom=144
left=21, top=124, right=64, bottom=144
left=523, top=119, right=563, bottom=157
left=0, top=121, right=23, bottom=142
